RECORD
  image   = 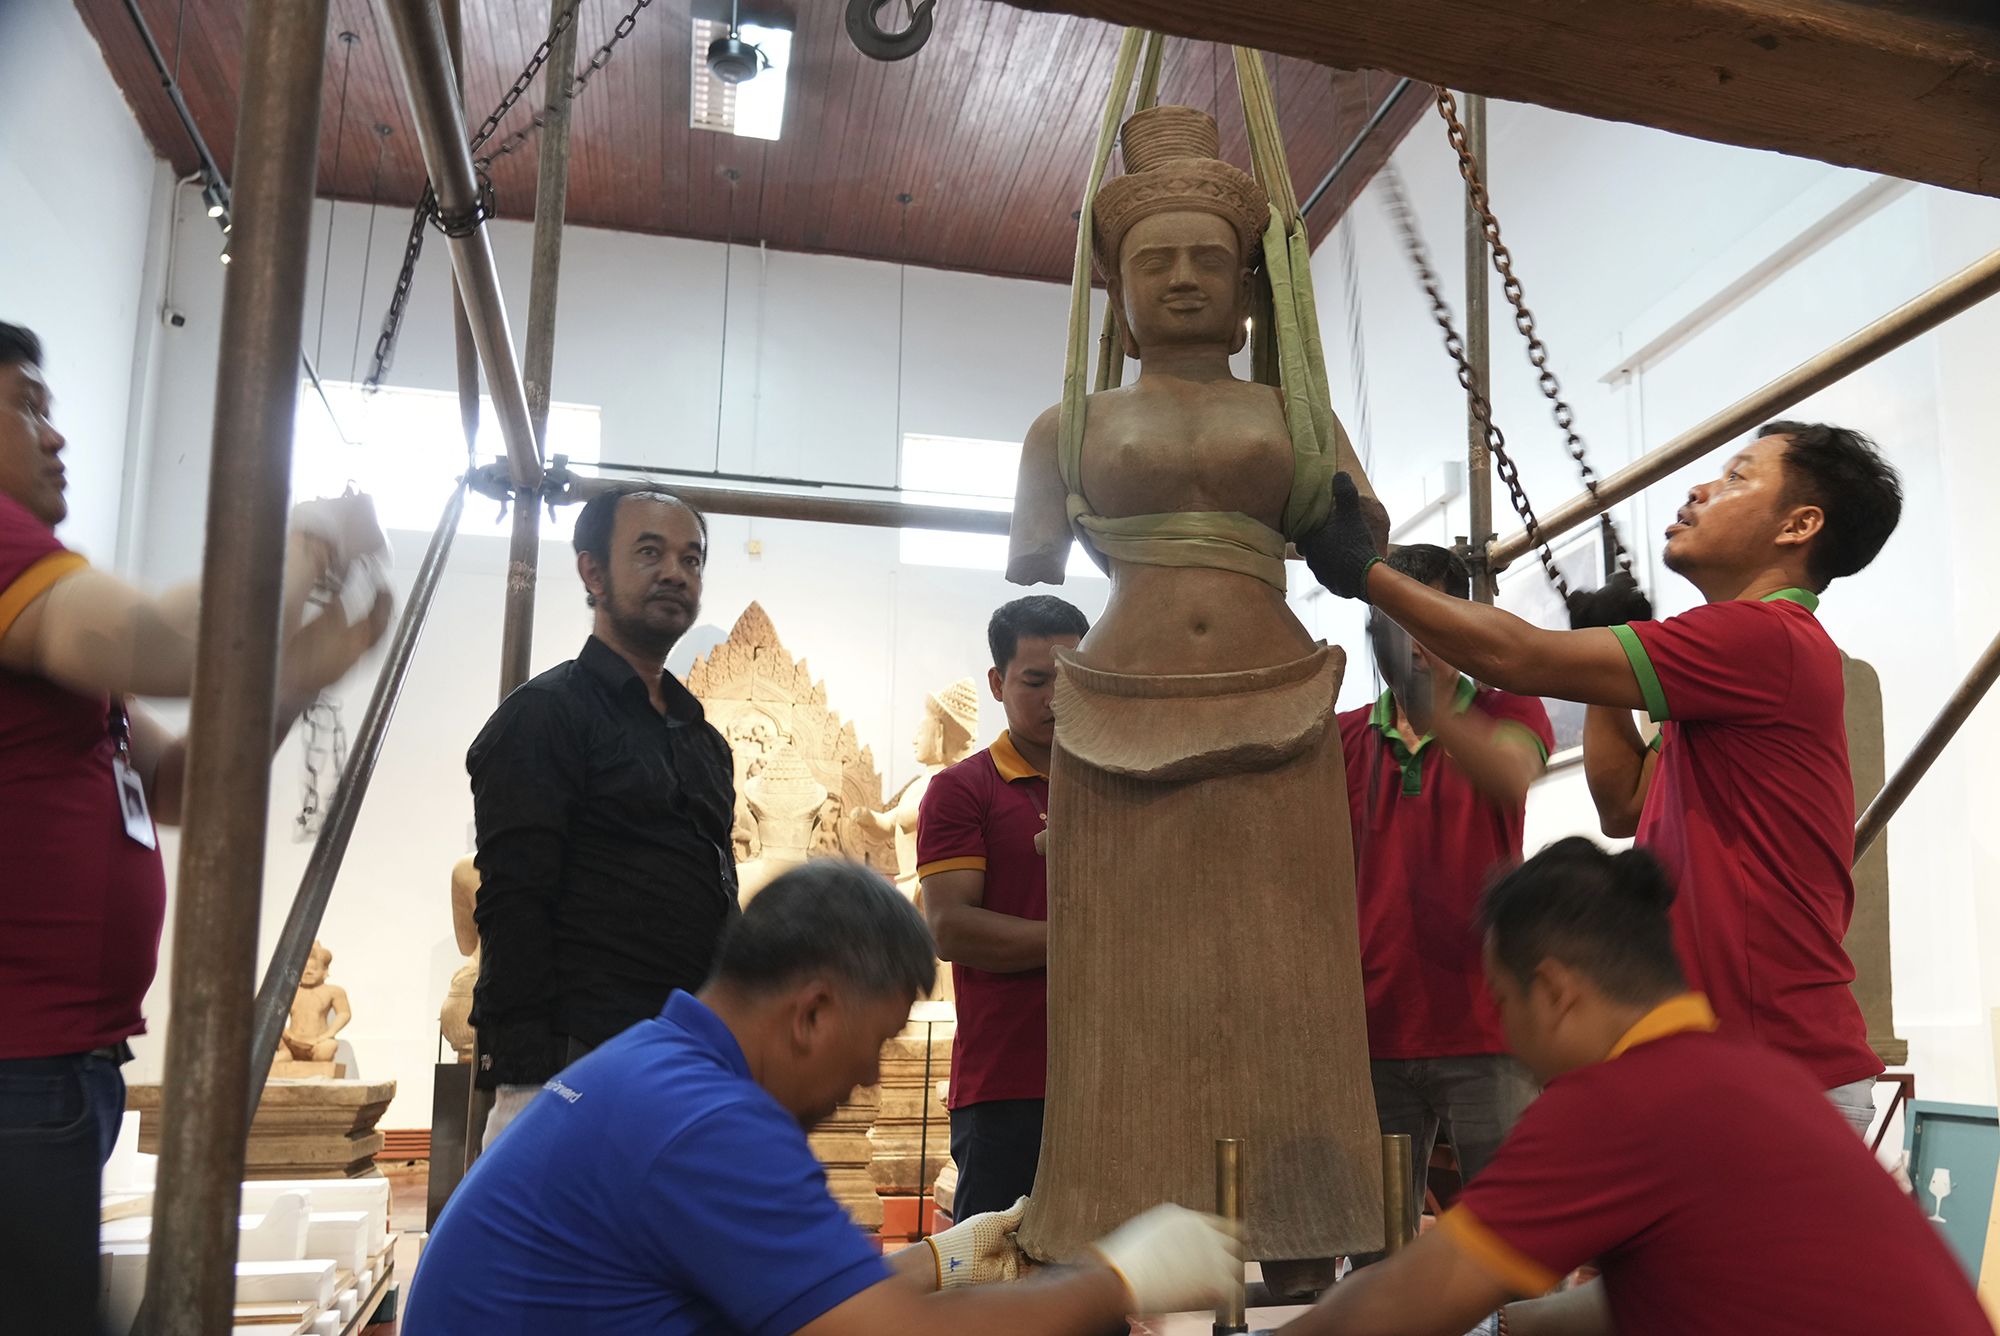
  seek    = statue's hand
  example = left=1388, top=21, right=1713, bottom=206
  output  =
left=1299, top=473, right=1386, bottom=601
left=1566, top=570, right=1653, bottom=629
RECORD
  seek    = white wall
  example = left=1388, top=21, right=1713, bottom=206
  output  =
left=0, top=0, right=162, bottom=564
left=1305, top=101, right=2000, bottom=1103
left=131, top=200, right=1109, bottom=1125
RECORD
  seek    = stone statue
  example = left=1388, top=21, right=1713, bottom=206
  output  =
left=855, top=678, right=982, bottom=896
left=687, top=603, right=898, bottom=882
left=440, top=854, right=480, bottom=1060
left=1007, top=105, right=1385, bottom=1273
left=279, top=941, right=352, bottom=1065
left=738, top=744, right=831, bottom=901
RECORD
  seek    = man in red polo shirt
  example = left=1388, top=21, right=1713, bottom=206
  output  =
left=1302, top=423, right=1902, bottom=1126
left=1340, top=545, right=1552, bottom=1222
left=0, top=321, right=390, bottom=1331
left=1280, top=838, right=1987, bottom=1336
left=918, top=594, right=1088, bottom=1221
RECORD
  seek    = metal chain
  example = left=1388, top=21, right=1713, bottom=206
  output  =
left=294, top=690, right=348, bottom=840
left=472, top=0, right=653, bottom=173
left=1432, top=88, right=1633, bottom=575
left=1380, top=163, right=1569, bottom=596
left=365, top=0, right=654, bottom=389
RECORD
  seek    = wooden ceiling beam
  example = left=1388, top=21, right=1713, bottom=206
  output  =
left=997, top=0, right=2000, bottom=197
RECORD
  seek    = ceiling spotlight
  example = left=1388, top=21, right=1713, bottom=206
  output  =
left=202, top=180, right=227, bottom=219
left=219, top=236, right=232, bottom=266
left=707, top=0, right=767, bottom=83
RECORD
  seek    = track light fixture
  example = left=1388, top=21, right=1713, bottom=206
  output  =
left=203, top=180, right=227, bottom=219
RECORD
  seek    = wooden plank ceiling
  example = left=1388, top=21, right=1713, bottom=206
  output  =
left=75, top=0, right=1424, bottom=283
left=1002, top=0, right=2000, bottom=199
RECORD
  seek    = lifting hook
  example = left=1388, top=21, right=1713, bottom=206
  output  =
left=845, top=0, right=936, bottom=62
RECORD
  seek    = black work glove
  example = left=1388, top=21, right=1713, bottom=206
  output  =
left=1566, top=570, right=1654, bottom=629
left=1299, top=472, right=1387, bottom=601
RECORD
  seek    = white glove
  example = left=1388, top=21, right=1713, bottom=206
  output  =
left=1089, top=1203, right=1242, bottom=1314
left=278, top=564, right=394, bottom=699
left=292, top=492, right=390, bottom=572
left=924, top=1195, right=1028, bottom=1289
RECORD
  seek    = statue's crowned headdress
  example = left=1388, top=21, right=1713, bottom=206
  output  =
left=925, top=678, right=982, bottom=747
left=1092, top=105, right=1270, bottom=277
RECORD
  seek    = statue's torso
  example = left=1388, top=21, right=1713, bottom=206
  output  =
left=289, top=985, right=335, bottom=1035
left=1075, top=378, right=1315, bottom=676
left=890, top=768, right=935, bottom=883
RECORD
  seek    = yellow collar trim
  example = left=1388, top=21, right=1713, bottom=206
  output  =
left=989, top=730, right=1047, bottom=782
left=1608, top=993, right=1718, bottom=1061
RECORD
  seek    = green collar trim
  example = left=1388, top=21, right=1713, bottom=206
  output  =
left=1370, top=677, right=1477, bottom=795
left=1760, top=587, right=1821, bottom=612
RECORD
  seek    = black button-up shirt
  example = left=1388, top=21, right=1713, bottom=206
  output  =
left=466, top=636, right=737, bottom=1087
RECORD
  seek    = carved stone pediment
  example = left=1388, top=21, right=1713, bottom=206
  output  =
left=688, top=603, right=896, bottom=879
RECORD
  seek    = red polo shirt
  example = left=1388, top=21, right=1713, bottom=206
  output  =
left=0, top=493, right=167, bottom=1059
left=1442, top=995, right=1987, bottom=1335
left=1339, top=680, right=1553, bottom=1059
left=915, top=732, right=1049, bottom=1108
left=1613, top=592, right=1880, bottom=1089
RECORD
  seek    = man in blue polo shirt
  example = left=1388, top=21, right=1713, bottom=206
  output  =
left=406, top=860, right=1240, bottom=1335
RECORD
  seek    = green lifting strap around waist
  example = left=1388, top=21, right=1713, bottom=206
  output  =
left=1067, top=495, right=1290, bottom=592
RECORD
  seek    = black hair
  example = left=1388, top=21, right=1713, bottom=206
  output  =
left=571, top=486, right=708, bottom=608
left=1384, top=543, right=1469, bottom=599
left=1478, top=837, right=1686, bottom=1007
left=709, top=860, right=937, bottom=1001
left=1756, top=421, right=1902, bottom=590
left=0, top=322, right=43, bottom=370
left=987, top=595, right=1089, bottom=673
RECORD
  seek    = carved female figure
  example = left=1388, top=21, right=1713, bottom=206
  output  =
left=1009, top=105, right=1384, bottom=1273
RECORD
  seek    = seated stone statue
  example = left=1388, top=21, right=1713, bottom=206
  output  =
left=279, top=940, right=351, bottom=1065
left=1008, top=104, right=1384, bottom=1277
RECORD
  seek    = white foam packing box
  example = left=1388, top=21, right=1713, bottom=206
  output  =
left=100, top=1251, right=337, bottom=1333
left=304, top=1209, right=372, bottom=1275
left=233, top=1259, right=340, bottom=1307
left=239, top=1178, right=390, bottom=1256
left=99, top=1191, right=311, bottom=1262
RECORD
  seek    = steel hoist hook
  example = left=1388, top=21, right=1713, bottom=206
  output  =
left=845, top=0, right=935, bottom=61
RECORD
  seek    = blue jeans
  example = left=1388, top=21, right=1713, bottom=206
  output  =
left=0, top=1048, right=129, bottom=1335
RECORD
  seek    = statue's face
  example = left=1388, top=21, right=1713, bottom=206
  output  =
left=913, top=712, right=947, bottom=767
left=1114, top=211, right=1250, bottom=355
left=301, top=954, right=328, bottom=987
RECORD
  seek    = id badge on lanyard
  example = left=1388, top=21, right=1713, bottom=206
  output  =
left=109, top=702, right=157, bottom=850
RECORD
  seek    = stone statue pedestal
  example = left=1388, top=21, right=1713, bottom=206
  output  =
left=810, top=1086, right=884, bottom=1234
left=268, top=1059, right=344, bottom=1079
left=129, top=1079, right=396, bottom=1179
left=868, top=1007, right=955, bottom=1195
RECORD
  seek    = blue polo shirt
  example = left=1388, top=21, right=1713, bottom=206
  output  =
left=405, top=992, right=891, bottom=1334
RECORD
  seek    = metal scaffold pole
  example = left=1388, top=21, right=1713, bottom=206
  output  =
left=1460, top=93, right=1494, bottom=603
left=140, top=0, right=331, bottom=1327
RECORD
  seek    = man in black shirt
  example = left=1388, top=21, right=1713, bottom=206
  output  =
left=468, top=486, right=737, bottom=1142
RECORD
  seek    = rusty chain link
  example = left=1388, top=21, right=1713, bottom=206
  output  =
left=1380, top=162, right=1570, bottom=596
left=1432, top=87, right=1633, bottom=577
left=366, top=0, right=654, bottom=389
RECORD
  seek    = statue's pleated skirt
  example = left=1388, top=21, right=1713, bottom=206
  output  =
left=1016, top=644, right=1384, bottom=1263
